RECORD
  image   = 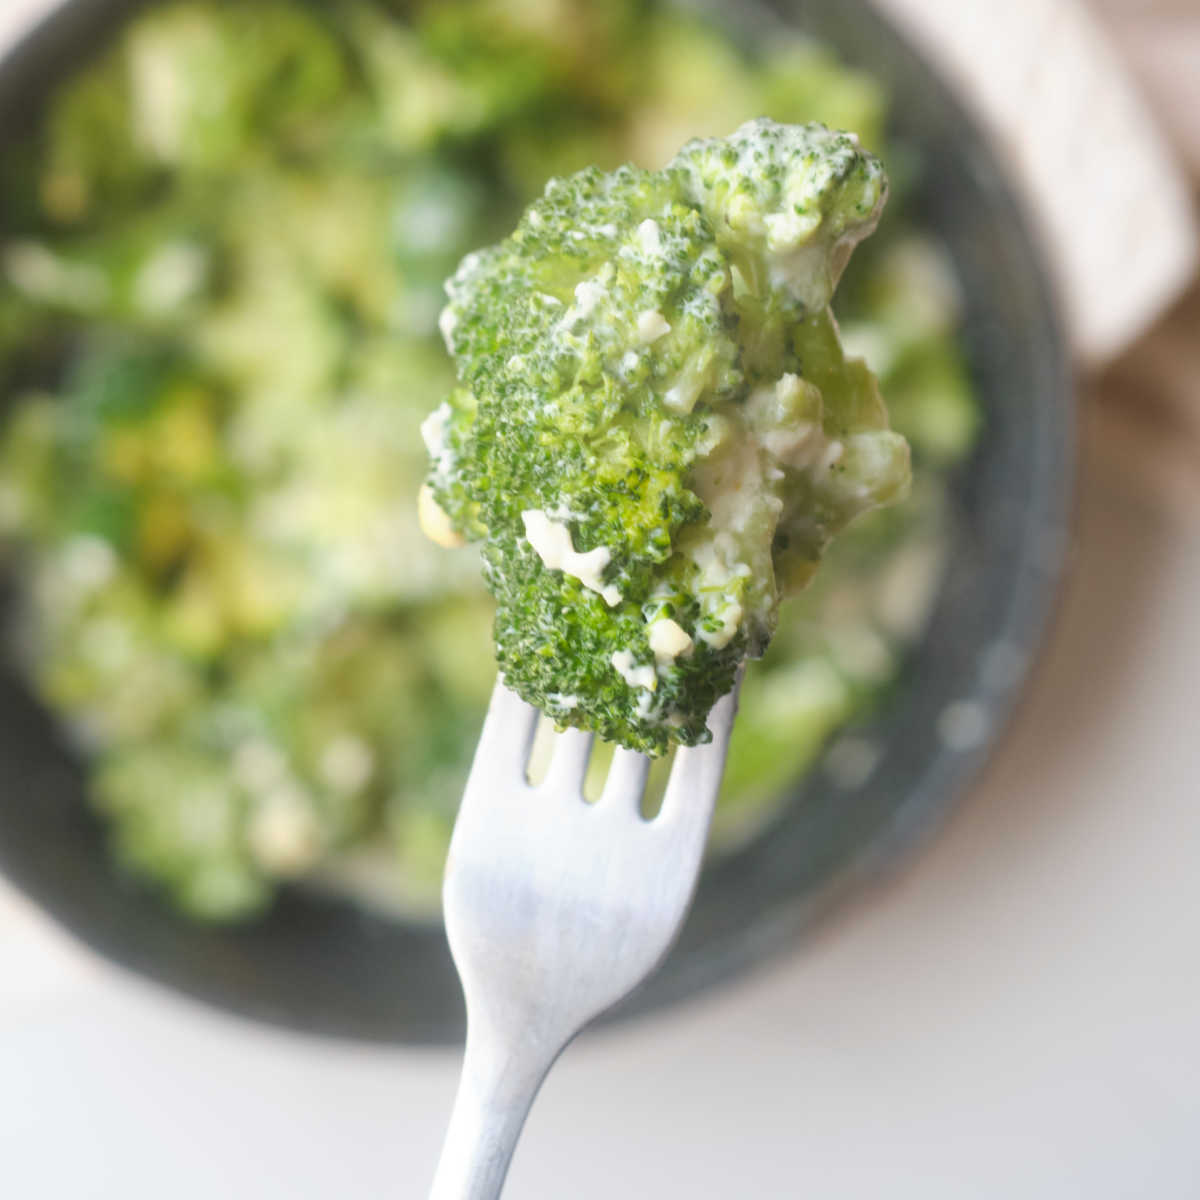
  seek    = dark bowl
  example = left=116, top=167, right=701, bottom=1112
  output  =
left=0, top=0, right=1073, bottom=1042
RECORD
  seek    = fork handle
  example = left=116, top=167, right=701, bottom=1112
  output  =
left=429, top=1029, right=555, bottom=1200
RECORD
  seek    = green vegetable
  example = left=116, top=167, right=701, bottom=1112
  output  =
left=426, top=120, right=910, bottom=753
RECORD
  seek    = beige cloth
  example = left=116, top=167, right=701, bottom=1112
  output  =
left=1095, top=0, right=1200, bottom=177
left=873, top=0, right=1200, bottom=512
left=1088, top=0, right=1200, bottom=519
left=1090, top=274, right=1200, bottom=519
left=874, top=0, right=1198, bottom=364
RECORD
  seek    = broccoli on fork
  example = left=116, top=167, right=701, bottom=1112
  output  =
left=421, top=119, right=910, bottom=755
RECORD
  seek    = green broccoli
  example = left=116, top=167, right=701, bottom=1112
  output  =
left=422, top=120, right=910, bottom=754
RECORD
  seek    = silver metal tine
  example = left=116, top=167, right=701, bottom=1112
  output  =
left=543, top=726, right=594, bottom=795
left=468, top=680, right=540, bottom=783
left=657, top=681, right=740, bottom=829
left=600, top=747, right=651, bottom=814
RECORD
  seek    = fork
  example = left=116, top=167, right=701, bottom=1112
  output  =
left=428, top=677, right=740, bottom=1200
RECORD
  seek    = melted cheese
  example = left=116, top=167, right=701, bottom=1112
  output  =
left=636, top=310, right=671, bottom=343
left=418, top=484, right=466, bottom=548
left=522, top=510, right=621, bottom=606
left=611, top=649, right=657, bottom=691
left=648, top=617, right=693, bottom=664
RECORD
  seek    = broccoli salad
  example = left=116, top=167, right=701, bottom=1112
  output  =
left=426, top=120, right=909, bottom=751
left=0, top=0, right=977, bottom=920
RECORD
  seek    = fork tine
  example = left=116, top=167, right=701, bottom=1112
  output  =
left=657, top=679, right=741, bottom=828
left=544, top=726, right=594, bottom=795
left=599, top=746, right=651, bottom=814
left=468, top=679, right=540, bottom=783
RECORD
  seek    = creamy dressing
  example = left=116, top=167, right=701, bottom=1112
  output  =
left=648, top=617, right=693, bottom=664
left=247, top=786, right=321, bottom=875
left=557, top=274, right=609, bottom=331
left=635, top=218, right=663, bottom=255
left=663, top=376, right=703, bottom=413
left=522, top=509, right=622, bottom=606
left=693, top=436, right=784, bottom=537
left=697, top=602, right=743, bottom=650
left=437, top=306, right=458, bottom=352
left=611, top=648, right=657, bottom=691
left=418, top=484, right=465, bottom=548
left=765, top=239, right=834, bottom=311
left=420, top=401, right=451, bottom=459
left=635, top=309, right=671, bottom=343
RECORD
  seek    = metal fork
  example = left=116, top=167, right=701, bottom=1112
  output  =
left=428, top=678, right=740, bottom=1200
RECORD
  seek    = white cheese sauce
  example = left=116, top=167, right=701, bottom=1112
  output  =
left=522, top=510, right=622, bottom=606
left=611, top=649, right=657, bottom=691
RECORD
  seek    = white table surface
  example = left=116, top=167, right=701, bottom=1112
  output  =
left=2, top=2, right=1199, bottom=1196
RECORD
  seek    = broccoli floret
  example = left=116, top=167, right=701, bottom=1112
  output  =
left=422, top=120, right=910, bottom=754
